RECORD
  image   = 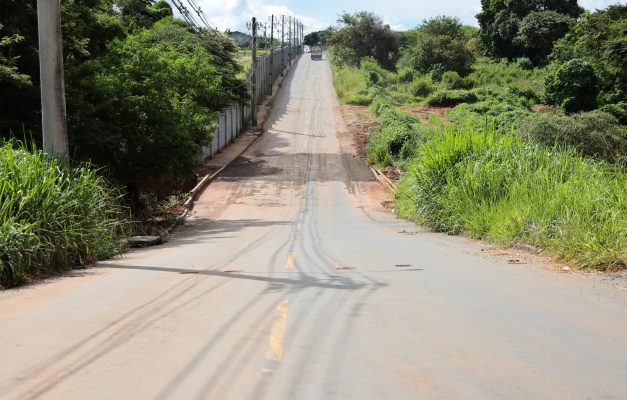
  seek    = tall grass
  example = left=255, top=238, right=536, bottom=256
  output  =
left=331, top=63, right=369, bottom=105
left=0, top=141, right=130, bottom=288
left=396, top=126, right=627, bottom=269
left=468, top=58, right=546, bottom=92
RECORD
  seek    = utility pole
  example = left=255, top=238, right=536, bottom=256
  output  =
left=37, top=0, right=68, bottom=163
left=251, top=17, right=257, bottom=126
left=288, top=16, right=292, bottom=66
left=281, top=15, right=284, bottom=76
left=269, top=15, right=274, bottom=96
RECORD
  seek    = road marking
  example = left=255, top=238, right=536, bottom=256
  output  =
left=297, top=223, right=302, bottom=231
left=285, top=252, right=296, bottom=269
left=266, top=300, right=289, bottom=362
left=299, top=213, right=304, bottom=220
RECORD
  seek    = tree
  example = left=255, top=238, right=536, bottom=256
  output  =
left=68, top=21, right=247, bottom=207
left=304, top=28, right=334, bottom=46
left=544, top=59, right=599, bottom=113
left=329, top=11, right=400, bottom=71
left=408, top=16, right=477, bottom=77
left=550, top=5, right=627, bottom=104
left=477, top=0, right=583, bottom=63
left=515, top=11, right=574, bottom=66
left=412, top=35, right=476, bottom=77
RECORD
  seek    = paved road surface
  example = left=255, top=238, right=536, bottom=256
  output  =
left=1, top=56, right=627, bottom=399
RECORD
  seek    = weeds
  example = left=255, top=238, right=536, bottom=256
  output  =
left=0, top=141, right=130, bottom=288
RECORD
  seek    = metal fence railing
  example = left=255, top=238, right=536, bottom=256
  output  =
left=198, top=45, right=301, bottom=163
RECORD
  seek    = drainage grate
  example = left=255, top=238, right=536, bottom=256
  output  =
left=224, top=269, right=245, bottom=273
left=336, top=267, right=356, bottom=270
left=395, top=264, right=412, bottom=268
left=180, top=271, right=198, bottom=274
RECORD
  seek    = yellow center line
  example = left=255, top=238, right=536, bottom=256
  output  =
left=285, top=252, right=296, bottom=269
left=266, top=300, right=289, bottom=362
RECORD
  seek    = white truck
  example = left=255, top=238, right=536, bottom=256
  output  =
left=311, top=45, right=322, bottom=60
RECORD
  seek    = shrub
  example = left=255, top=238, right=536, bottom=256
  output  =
left=518, top=111, right=627, bottom=165
left=365, top=106, right=432, bottom=166
left=426, top=90, right=479, bottom=106
left=544, top=59, right=599, bottom=113
left=408, top=76, right=435, bottom=97
left=600, top=102, right=627, bottom=125
left=516, top=57, right=534, bottom=70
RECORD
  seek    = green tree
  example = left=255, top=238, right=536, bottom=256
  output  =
left=408, top=16, right=477, bottom=77
left=550, top=5, right=627, bottom=104
left=329, top=11, right=401, bottom=71
left=68, top=21, right=246, bottom=207
left=477, top=0, right=583, bottom=63
left=412, top=35, right=476, bottom=77
left=304, top=28, right=334, bottom=46
left=544, top=58, right=599, bottom=113
left=515, top=11, right=574, bottom=66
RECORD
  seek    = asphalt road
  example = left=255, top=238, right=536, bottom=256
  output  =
left=1, top=55, right=627, bottom=399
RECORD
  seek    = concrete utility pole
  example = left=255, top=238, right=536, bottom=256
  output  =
left=251, top=17, right=257, bottom=126
left=288, top=16, right=292, bottom=66
left=37, top=0, right=68, bottom=163
left=281, top=15, right=284, bottom=76
left=269, top=15, right=274, bottom=96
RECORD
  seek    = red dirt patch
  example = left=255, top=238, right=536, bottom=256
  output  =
left=341, top=105, right=379, bottom=160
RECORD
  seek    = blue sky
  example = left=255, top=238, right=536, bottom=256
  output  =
left=188, top=0, right=627, bottom=34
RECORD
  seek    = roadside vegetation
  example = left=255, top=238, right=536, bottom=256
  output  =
left=325, top=4, right=627, bottom=270
left=0, top=0, right=249, bottom=287
left=0, top=141, right=130, bottom=289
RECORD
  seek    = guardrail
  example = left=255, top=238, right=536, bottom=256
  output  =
left=198, top=45, right=301, bottom=163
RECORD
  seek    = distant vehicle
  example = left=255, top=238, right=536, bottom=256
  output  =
left=311, top=45, right=322, bottom=60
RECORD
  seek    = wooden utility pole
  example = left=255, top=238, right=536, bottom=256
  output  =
left=37, top=0, right=68, bottom=163
left=251, top=17, right=257, bottom=126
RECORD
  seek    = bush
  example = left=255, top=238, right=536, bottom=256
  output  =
left=544, top=59, right=599, bottom=114
left=600, top=102, right=627, bottom=125
left=408, top=76, right=435, bottom=97
left=518, top=111, right=627, bottom=165
left=448, top=99, right=532, bottom=133
left=516, top=57, right=534, bottom=70
left=441, top=71, right=476, bottom=90
left=365, top=106, right=433, bottom=166
left=0, top=142, right=130, bottom=288
left=426, top=90, right=479, bottom=106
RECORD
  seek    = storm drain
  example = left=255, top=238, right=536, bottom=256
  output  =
left=224, top=269, right=245, bottom=273
left=336, top=267, right=356, bottom=270
left=395, top=264, right=413, bottom=268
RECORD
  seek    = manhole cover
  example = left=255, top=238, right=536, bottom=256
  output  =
left=395, top=264, right=412, bottom=268
left=336, top=267, right=356, bottom=270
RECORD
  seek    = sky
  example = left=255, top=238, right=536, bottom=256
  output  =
left=180, top=0, right=627, bottom=35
